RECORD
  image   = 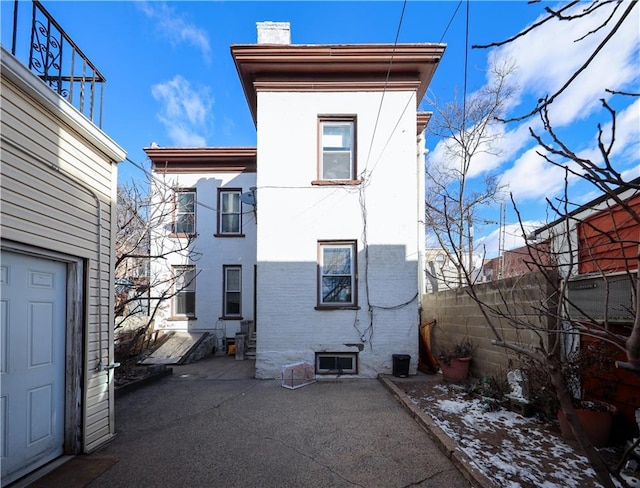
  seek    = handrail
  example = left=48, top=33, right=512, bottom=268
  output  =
left=10, top=0, right=106, bottom=127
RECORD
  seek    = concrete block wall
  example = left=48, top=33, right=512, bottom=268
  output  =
left=422, top=271, right=558, bottom=378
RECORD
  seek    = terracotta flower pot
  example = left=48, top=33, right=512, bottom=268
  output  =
left=440, top=357, right=471, bottom=382
left=557, top=401, right=616, bottom=448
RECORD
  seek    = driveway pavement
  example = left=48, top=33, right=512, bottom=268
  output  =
left=78, top=354, right=471, bottom=488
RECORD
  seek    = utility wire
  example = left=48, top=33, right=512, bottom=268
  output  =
left=362, top=0, right=407, bottom=174
left=439, top=1, right=463, bottom=44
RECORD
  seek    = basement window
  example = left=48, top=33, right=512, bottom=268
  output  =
left=315, top=352, right=358, bottom=375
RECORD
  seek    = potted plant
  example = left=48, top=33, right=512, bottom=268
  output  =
left=557, top=399, right=617, bottom=448
left=555, top=346, right=619, bottom=448
left=437, top=338, right=474, bottom=382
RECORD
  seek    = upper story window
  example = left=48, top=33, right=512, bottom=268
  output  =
left=316, top=116, right=358, bottom=184
left=173, top=189, right=196, bottom=236
left=317, top=240, right=358, bottom=309
left=217, top=189, right=243, bottom=236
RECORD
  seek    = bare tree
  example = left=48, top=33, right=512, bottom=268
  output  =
left=115, top=173, right=200, bottom=359
left=425, top=59, right=515, bottom=287
left=431, top=2, right=640, bottom=486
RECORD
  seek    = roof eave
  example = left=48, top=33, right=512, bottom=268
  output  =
left=231, top=43, right=446, bottom=126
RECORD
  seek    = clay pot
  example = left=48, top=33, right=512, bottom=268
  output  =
left=557, top=401, right=616, bottom=448
left=440, top=357, right=471, bottom=382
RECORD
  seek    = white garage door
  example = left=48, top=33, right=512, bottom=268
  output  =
left=1, top=251, right=66, bottom=485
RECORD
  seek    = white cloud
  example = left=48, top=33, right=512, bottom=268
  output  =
left=499, top=147, right=568, bottom=202
left=152, top=75, right=213, bottom=146
left=138, top=1, right=211, bottom=63
left=469, top=3, right=638, bottom=207
left=475, top=221, right=543, bottom=258
left=491, top=2, right=638, bottom=127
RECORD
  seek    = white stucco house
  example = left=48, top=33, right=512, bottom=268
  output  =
left=144, top=147, right=257, bottom=346
left=147, top=22, right=445, bottom=379
left=0, top=3, right=125, bottom=483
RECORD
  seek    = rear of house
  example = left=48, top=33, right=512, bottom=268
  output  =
left=143, top=23, right=445, bottom=379
left=144, top=147, right=257, bottom=345
left=0, top=8, right=125, bottom=483
left=232, top=23, right=445, bottom=378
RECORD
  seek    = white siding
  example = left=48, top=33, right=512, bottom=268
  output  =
left=1, top=48, right=124, bottom=454
left=255, top=90, right=421, bottom=378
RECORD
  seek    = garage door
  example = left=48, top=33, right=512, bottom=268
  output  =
left=1, top=251, right=66, bottom=485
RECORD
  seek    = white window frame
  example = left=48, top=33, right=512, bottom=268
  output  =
left=174, top=189, right=196, bottom=235
left=319, top=116, right=356, bottom=181
left=218, top=189, right=243, bottom=235
left=318, top=241, right=357, bottom=308
left=173, top=265, right=196, bottom=317
left=223, top=265, right=242, bottom=318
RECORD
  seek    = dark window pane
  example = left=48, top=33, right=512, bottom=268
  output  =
left=322, top=276, right=352, bottom=303
left=176, top=291, right=195, bottom=315
left=318, top=357, right=334, bottom=370
left=337, top=357, right=353, bottom=370
left=226, top=292, right=241, bottom=315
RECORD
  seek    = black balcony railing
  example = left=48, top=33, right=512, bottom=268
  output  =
left=9, top=0, right=106, bottom=127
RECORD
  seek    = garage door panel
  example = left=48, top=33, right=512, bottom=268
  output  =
left=28, top=269, right=55, bottom=289
left=1, top=300, right=7, bottom=374
left=28, top=385, right=54, bottom=445
left=29, top=302, right=55, bottom=368
left=1, top=395, right=7, bottom=458
left=0, top=251, right=66, bottom=484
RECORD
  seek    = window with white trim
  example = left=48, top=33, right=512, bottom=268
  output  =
left=173, top=265, right=196, bottom=317
left=218, top=189, right=242, bottom=235
left=174, top=189, right=196, bottom=235
left=319, top=117, right=356, bottom=181
left=223, top=265, right=242, bottom=317
left=318, top=241, right=357, bottom=307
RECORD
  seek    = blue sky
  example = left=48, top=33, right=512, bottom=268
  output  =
left=3, top=1, right=638, bottom=254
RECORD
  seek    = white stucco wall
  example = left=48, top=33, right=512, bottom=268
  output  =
left=150, top=171, right=257, bottom=337
left=255, top=90, right=422, bottom=378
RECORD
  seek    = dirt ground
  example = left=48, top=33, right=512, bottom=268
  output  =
left=389, top=374, right=631, bottom=488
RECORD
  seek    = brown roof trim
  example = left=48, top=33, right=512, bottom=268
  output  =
left=231, top=43, right=446, bottom=126
left=145, top=147, right=257, bottom=173
left=417, top=112, right=432, bottom=135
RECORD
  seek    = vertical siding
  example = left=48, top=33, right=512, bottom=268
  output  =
left=578, top=194, right=640, bottom=274
left=1, top=64, right=121, bottom=453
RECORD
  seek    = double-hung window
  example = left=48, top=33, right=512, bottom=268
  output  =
left=223, top=265, right=242, bottom=318
left=217, top=189, right=242, bottom=236
left=173, top=265, right=196, bottom=317
left=173, top=189, right=196, bottom=236
left=318, top=116, right=356, bottom=182
left=317, top=241, right=357, bottom=308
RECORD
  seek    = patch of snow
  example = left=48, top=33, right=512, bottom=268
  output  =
left=407, top=382, right=607, bottom=488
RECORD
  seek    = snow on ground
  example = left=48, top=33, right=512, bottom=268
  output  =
left=405, top=382, right=606, bottom=488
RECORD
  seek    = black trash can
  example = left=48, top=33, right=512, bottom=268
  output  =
left=392, top=354, right=411, bottom=377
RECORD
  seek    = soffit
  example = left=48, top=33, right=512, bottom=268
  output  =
left=231, top=43, right=446, bottom=126
left=145, top=147, right=257, bottom=173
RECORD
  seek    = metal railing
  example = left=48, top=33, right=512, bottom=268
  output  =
left=10, top=0, right=106, bottom=127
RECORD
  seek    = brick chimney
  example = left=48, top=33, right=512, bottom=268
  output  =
left=256, top=22, right=291, bottom=44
